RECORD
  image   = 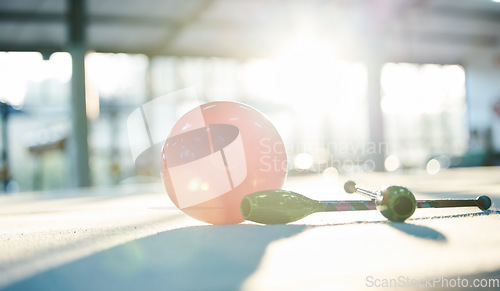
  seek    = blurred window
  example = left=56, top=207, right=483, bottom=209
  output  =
left=381, top=63, right=467, bottom=169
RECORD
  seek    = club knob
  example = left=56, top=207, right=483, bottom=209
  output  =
left=344, top=180, right=357, bottom=194
left=377, top=185, right=417, bottom=222
left=476, top=195, right=492, bottom=211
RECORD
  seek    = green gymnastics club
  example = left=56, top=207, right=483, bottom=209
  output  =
left=240, top=182, right=491, bottom=224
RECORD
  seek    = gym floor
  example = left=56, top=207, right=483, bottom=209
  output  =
left=1, top=167, right=499, bottom=290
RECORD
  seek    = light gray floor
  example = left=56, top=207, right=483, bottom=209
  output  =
left=1, top=167, right=499, bottom=290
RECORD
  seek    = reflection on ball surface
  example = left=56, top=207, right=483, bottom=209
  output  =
left=161, top=101, right=287, bottom=224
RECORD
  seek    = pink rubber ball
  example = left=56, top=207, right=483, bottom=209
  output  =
left=161, top=101, right=287, bottom=224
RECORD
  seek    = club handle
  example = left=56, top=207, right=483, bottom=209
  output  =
left=417, top=195, right=491, bottom=211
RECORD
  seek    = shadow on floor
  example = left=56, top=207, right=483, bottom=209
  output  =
left=389, top=222, right=447, bottom=242
left=410, top=209, right=500, bottom=221
left=382, top=210, right=500, bottom=242
left=3, top=224, right=306, bottom=291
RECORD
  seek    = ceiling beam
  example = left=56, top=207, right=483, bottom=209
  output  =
left=409, top=31, right=499, bottom=47
left=1, top=3, right=499, bottom=26
left=0, top=27, right=498, bottom=59
left=0, top=11, right=181, bottom=27
left=432, top=5, right=500, bottom=22
left=149, top=0, right=216, bottom=54
left=0, top=11, right=64, bottom=23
